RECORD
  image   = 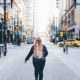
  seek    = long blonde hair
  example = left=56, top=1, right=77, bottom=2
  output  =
left=33, top=37, right=43, bottom=58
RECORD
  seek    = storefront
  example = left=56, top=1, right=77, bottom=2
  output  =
left=67, top=29, right=75, bottom=39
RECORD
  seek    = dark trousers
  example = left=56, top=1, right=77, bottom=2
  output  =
left=33, top=60, right=45, bottom=80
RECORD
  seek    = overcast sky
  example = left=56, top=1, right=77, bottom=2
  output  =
left=37, top=0, right=58, bottom=33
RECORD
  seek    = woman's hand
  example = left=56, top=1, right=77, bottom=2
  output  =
left=24, top=61, right=26, bottom=63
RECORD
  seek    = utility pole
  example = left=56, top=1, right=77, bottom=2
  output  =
left=10, top=16, right=15, bottom=44
left=55, top=17, right=57, bottom=40
left=16, top=11, right=20, bottom=27
left=55, top=17, right=57, bottom=28
left=0, top=0, right=13, bottom=56
left=4, top=0, right=7, bottom=56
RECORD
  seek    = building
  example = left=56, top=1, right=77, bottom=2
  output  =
left=33, top=0, right=38, bottom=35
left=17, top=0, right=27, bottom=36
left=0, top=0, right=26, bottom=43
left=22, top=0, right=38, bottom=37
left=58, top=0, right=80, bottom=39
left=23, top=0, right=34, bottom=36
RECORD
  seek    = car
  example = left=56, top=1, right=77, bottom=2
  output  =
left=57, top=39, right=80, bottom=47
left=27, top=37, right=35, bottom=44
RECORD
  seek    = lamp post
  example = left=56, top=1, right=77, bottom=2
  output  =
left=10, top=16, right=15, bottom=44
left=16, top=11, right=20, bottom=27
left=15, top=11, right=20, bottom=44
left=55, top=17, right=58, bottom=44
left=3, top=0, right=7, bottom=56
left=1, top=14, right=4, bottom=44
left=0, top=0, right=14, bottom=56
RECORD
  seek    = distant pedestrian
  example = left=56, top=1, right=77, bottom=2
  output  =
left=18, top=37, right=21, bottom=46
left=56, top=37, right=59, bottom=43
left=76, top=37, right=79, bottom=40
left=53, top=38, right=55, bottom=43
left=24, top=37, right=48, bottom=80
left=17, top=35, right=21, bottom=46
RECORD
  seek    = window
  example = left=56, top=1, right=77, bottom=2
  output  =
left=68, top=13, right=70, bottom=25
left=65, top=16, right=67, bottom=25
left=68, top=14, right=70, bottom=19
left=71, top=10, right=74, bottom=24
left=68, top=40, right=75, bottom=41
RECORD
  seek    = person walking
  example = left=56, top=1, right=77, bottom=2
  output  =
left=24, top=37, right=48, bottom=80
left=18, top=37, right=21, bottom=46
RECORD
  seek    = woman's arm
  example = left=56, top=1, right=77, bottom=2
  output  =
left=25, top=46, right=34, bottom=61
left=43, top=45, right=48, bottom=57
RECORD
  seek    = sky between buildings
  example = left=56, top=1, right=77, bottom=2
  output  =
left=37, top=0, right=59, bottom=33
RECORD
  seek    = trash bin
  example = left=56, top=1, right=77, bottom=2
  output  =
left=0, top=44, right=5, bottom=57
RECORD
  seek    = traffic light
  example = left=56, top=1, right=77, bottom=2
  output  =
left=78, top=13, right=80, bottom=22
left=11, top=0, right=13, bottom=8
left=64, top=26, right=68, bottom=31
left=5, top=12, right=8, bottom=22
left=74, top=0, right=76, bottom=9
left=60, top=32, right=63, bottom=36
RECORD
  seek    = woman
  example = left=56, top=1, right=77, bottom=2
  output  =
left=24, top=37, right=48, bottom=80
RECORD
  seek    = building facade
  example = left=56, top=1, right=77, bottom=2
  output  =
left=23, top=0, right=38, bottom=37
left=17, top=0, right=27, bottom=35
left=0, top=0, right=26, bottom=43
left=59, top=0, right=80, bottom=39
left=23, top=0, right=33, bottom=26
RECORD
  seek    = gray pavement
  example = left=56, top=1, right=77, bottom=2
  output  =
left=0, top=42, right=80, bottom=80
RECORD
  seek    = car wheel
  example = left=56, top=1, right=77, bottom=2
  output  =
left=59, top=43, right=63, bottom=47
left=73, top=44, right=77, bottom=47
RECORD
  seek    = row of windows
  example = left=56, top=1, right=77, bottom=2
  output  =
left=56, top=0, right=59, bottom=8
left=60, top=10, right=74, bottom=26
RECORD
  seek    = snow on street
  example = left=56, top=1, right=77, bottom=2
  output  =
left=0, top=42, right=80, bottom=80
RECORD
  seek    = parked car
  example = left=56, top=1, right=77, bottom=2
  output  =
left=27, top=37, right=35, bottom=44
left=57, top=39, right=80, bottom=47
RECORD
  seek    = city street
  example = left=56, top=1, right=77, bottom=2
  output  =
left=0, top=0, right=80, bottom=80
left=0, top=41, right=80, bottom=80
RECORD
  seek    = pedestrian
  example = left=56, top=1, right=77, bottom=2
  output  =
left=24, top=37, right=48, bottom=80
left=56, top=37, right=59, bottom=43
left=52, top=38, right=54, bottom=43
left=76, top=37, right=79, bottom=40
left=17, top=35, right=21, bottom=46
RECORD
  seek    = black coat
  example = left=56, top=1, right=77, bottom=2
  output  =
left=25, top=45, right=48, bottom=61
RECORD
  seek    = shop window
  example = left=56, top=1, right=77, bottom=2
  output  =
left=68, top=13, right=70, bottom=19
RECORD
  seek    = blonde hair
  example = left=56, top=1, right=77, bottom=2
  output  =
left=33, top=37, right=43, bottom=58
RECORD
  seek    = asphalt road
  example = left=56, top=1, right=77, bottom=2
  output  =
left=0, top=41, right=80, bottom=80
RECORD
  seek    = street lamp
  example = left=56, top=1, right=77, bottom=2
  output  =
left=16, top=11, right=20, bottom=27
left=1, top=14, right=4, bottom=44
left=0, top=0, right=14, bottom=56
left=10, top=16, right=16, bottom=44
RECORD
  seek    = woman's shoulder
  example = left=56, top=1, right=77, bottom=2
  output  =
left=31, top=45, right=34, bottom=49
